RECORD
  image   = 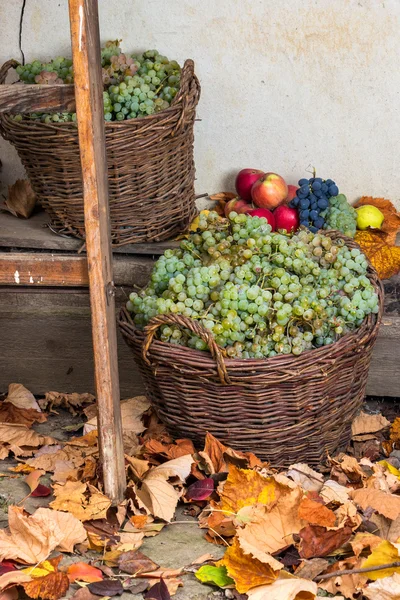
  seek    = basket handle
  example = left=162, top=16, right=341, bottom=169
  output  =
left=142, top=313, right=231, bottom=385
left=171, top=59, right=200, bottom=135
left=0, top=60, right=19, bottom=85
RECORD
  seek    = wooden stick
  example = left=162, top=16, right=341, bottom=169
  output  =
left=314, top=561, right=400, bottom=581
left=0, top=84, right=75, bottom=114
left=68, top=0, right=126, bottom=504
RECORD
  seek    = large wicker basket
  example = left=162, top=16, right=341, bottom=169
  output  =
left=118, top=233, right=384, bottom=467
left=0, top=59, right=200, bottom=246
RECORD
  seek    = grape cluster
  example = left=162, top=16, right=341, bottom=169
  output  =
left=321, top=194, right=358, bottom=238
left=290, top=177, right=339, bottom=233
left=12, top=43, right=181, bottom=124
left=103, top=50, right=180, bottom=121
left=126, top=211, right=378, bottom=359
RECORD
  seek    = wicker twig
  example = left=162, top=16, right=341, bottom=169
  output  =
left=314, top=561, right=400, bottom=581
left=0, top=59, right=200, bottom=246
left=118, top=233, right=384, bottom=467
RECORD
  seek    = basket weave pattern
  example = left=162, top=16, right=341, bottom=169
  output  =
left=118, top=234, right=384, bottom=466
left=0, top=59, right=200, bottom=246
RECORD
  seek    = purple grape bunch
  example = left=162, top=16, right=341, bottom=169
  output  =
left=290, top=177, right=339, bottom=233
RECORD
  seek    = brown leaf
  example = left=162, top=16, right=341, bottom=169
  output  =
left=47, top=510, right=87, bottom=552
left=28, top=445, right=85, bottom=473
left=137, top=568, right=183, bottom=580
left=350, top=532, right=383, bottom=558
left=286, top=463, right=324, bottom=493
left=390, top=417, right=400, bottom=449
left=319, top=480, right=350, bottom=505
left=0, top=507, right=87, bottom=563
left=337, top=455, right=366, bottom=483
left=148, top=577, right=183, bottom=597
left=6, top=384, right=41, bottom=412
left=352, top=412, right=390, bottom=437
left=0, top=424, right=56, bottom=458
left=0, top=403, right=46, bottom=427
left=84, top=396, right=150, bottom=435
left=318, top=556, right=366, bottom=599
left=50, top=481, right=111, bottom=521
left=118, top=550, right=159, bottom=575
left=369, top=514, right=400, bottom=542
left=217, top=538, right=279, bottom=593
left=87, top=580, right=124, bottom=596
left=208, top=192, right=236, bottom=216
left=24, top=470, right=45, bottom=494
left=126, top=456, right=150, bottom=479
left=297, top=497, right=336, bottom=527
left=69, top=587, right=99, bottom=600
left=354, top=229, right=400, bottom=279
left=246, top=574, right=318, bottom=599
left=4, top=180, right=36, bottom=219
left=142, top=438, right=195, bottom=462
left=23, top=570, right=69, bottom=600
left=203, top=432, right=230, bottom=473
left=355, top=196, right=400, bottom=244
left=294, top=558, right=330, bottom=580
left=351, top=487, right=400, bottom=520
left=298, top=521, right=353, bottom=558
left=237, top=486, right=305, bottom=556
left=38, top=392, right=95, bottom=416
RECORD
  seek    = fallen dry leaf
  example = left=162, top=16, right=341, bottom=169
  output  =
left=142, top=438, right=195, bottom=462
left=24, top=470, right=45, bottom=494
left=217, top=465, right=285, bottom=515
left=364, top=572, right=400, bottom=600
left=318, top=556, right=366, bottom=599
left=350, top=532, right=383, bottom=558
left=319, top=480, right=350, bottom=505
left=389, top=418, right=400, bottom=450
left=67, top=563, right=103, bottom=583
left=39, top=392, right=95, bottom=415
left=297, top=497, right=336, bottom=527
left=87, top=579, right=124, bottom=597
left=351, top=487, right=400, bottom=520
left=0, top=403, right=46, bottom=427
left=0, top=424, right=56, bottom=458
left=4, top=180, right=36, bottom=219
left=69, top=588, right=99, bottom=600
left=0, top=588, right=18, bottom=600
left=0, top=507, right=87, bottom=563
left=50, top=481, right=111, bottom=522
left=354, top=229, right=400, bottom=279
left=6, top=384, right=41, bottom=412
left=355, top=196, right=400, bottom=244
left=237, top=487, right=305, bottom=555
left=28, top=445, right=86, bottom=473
left=337, top=455, right=366, bottom=483
left=126, top=456, right=150, bottom=480
left=352, top=412, right=390, bottom=437
left=286, top=463, right=324, bottom=493
left=118, top=550, right=159, bottom=575
left=294, top=558, right=330, bottom=580
left=298, top=521, right=353, bottom=558
left=84, top=396, right=150, bottom=436
left=144, top=578, right=171, bottom=599
left=23, top=556, right=69, bottom=600
left=148, top=577, right=182, bottom=597
left=217, top=538, right=279, bottom=593
left=0, top=571, right=32, bottom=592
left=361, top=540, right=400, bottom=580
left=208, top=192, right=236, bottom=216
left=369, top=514, right=400, bottom=542
left=136, top=455, right=193, bottom=522
left=246, top=574, right=318, bottom=599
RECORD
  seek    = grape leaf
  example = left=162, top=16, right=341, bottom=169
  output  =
left=354, top=229, right=400, bottom=279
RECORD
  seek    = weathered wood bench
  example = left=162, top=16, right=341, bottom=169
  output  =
left=0, top=210, right=399, bottom=396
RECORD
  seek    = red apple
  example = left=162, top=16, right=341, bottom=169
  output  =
left=284, top=185, right=299, bottom=204
left=274, top=205, right=299, bottom=233
left=249, top=207, right=276, bottom=230
left=251, top=173, right=288, bottom=210
left=224, top=197, right=252, bottom=217
left=235, top=168, right=265, bottom=202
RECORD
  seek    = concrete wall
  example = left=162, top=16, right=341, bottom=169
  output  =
left=1, top=0, right=399, bottom=208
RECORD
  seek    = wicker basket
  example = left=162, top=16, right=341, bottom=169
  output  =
left=118, top=233, right=384, bottom=467
left=0, top=59, right=200, bottom=246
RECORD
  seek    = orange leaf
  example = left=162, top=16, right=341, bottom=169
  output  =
left=355, top=197, right=400, bottom=244
left=130, top=515, right=149, bottom=529
left=390, top=418, right=400, bottom=449
left=354, top=230, right=400, bottom=279
left=67, top=563, right=103, bottom=583
left=297, top=497, right=336, bottom=527
left=23, top=571, right=69, bottom=600
left=24, top=470, right=45, bottom=494
left=216, top=538, right=279, bottom=593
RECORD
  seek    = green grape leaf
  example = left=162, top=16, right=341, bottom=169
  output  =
left=195, top=565, right=234, bottom=588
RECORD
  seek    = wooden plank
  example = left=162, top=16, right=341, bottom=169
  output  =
left=68, top=0, right=125, bottom=503
left=0, top=211, right=179, bottom=255
left=0, top=84, right=75, bottom=114
left=0, top=252, right=153, bottom=287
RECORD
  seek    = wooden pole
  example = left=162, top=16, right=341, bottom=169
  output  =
left=68, top=0, right=126, bottom=503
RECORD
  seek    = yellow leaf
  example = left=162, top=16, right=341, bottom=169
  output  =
left=380, top=461, right=400, bottom=479
left=189, top=210, right=209, bottom=231
left=355, top=197, right=400, bottom=244
left=216, top=538, right=279, bottom=593
left=22, top=560, right=56, bottom=578
left=217, top=465, right=285, bottom=515
left=361, top=540, right=400, bottom=580
left=50, top=481, right=111, bottom=522
left=23, top=571, right=69, bottom=600
left=354, top=230, right=400, bottom=279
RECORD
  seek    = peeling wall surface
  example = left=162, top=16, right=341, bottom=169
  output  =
left=0, top=0, right=399, bottom=208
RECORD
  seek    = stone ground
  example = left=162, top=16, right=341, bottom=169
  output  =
left=1, top=397, right=399, bottom=599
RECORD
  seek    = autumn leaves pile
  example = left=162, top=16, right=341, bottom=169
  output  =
left=1, top=385, right=400, bottom=600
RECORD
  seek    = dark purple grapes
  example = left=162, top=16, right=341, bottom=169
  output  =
left=294, top=175, right=340, bottom=233
left=310, top=210, right=319, bottom=220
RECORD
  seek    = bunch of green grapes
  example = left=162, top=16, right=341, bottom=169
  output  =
left=322, top=194, right=358, bottom=238
left=126, top=212, right=378, bottom=359
left=12, top=43, right=181, bottom=124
